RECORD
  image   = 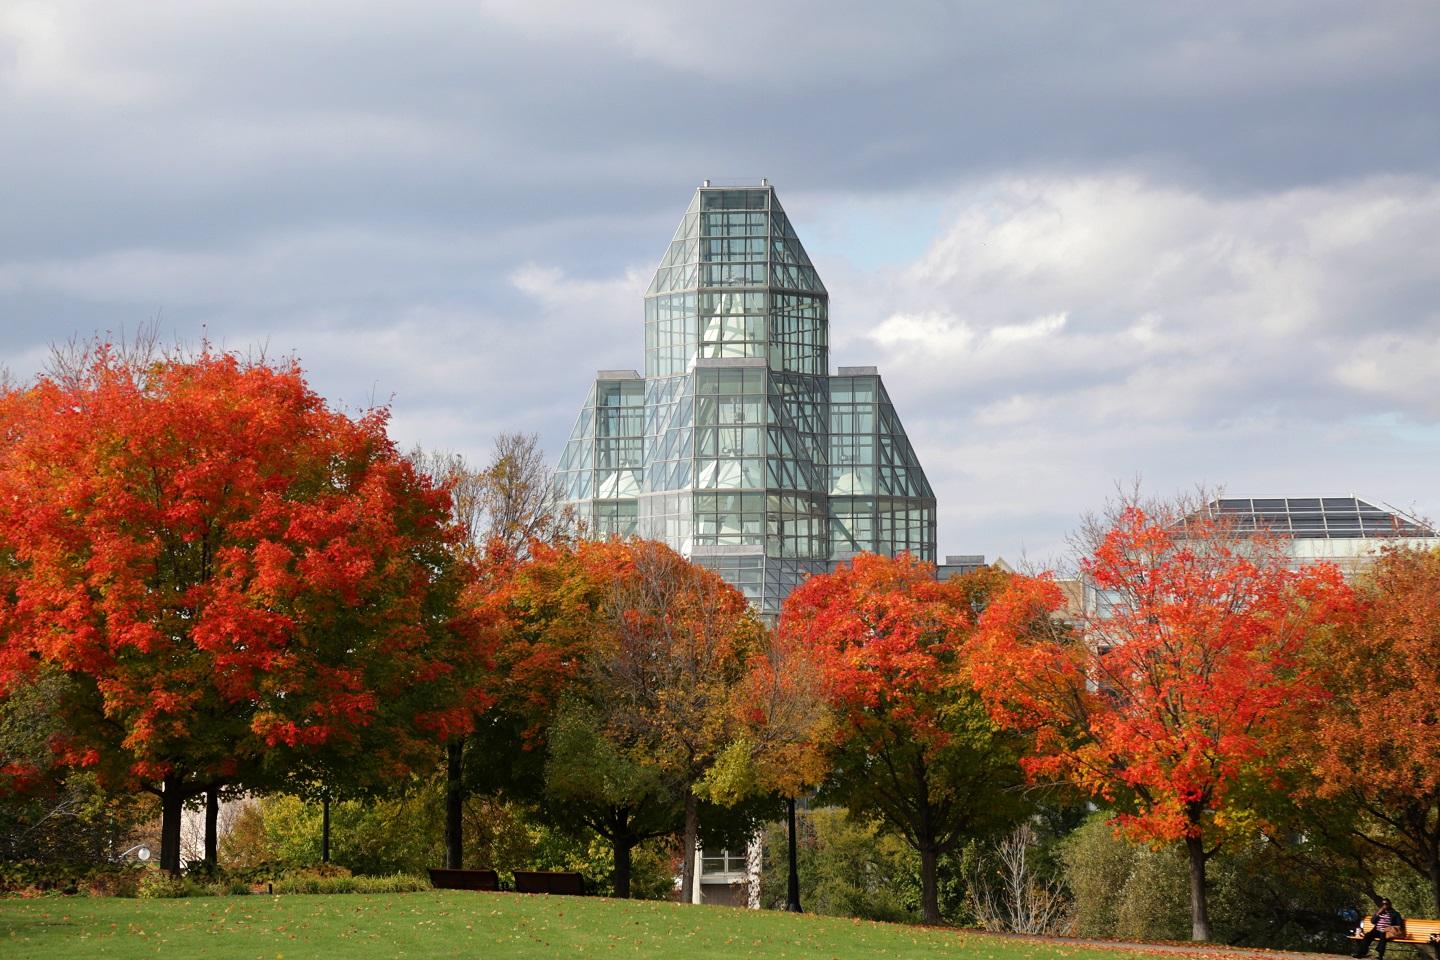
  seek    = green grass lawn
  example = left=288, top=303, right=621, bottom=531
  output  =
left=0, top=889, right=1151, bottom=960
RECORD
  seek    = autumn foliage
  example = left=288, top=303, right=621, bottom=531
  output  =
left=489, top=537, right=761, bottom=898
left=780, top=553, right=1030, bottom=925
left=3, top=337, right=1434, bottom=935
left=0, top=345, right=480, bottom=871
left=972, top=503, right=1354, bottom=939
left=1306, top=547, right=1440, bottom=913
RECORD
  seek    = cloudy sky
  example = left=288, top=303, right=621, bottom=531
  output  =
left=3, top=1, right=1438, bottom=565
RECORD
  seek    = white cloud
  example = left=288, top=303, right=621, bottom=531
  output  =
left=844, top=174, right=1440, bottom=421
left=510, top=263, right=648, bottom=315
left=988, top=312, right=1067, bottom=345
left=870, top=312, right=974, bottom=352
left=820, top=173, right=1440, bottom=558
left=0, top=2, right=160, bottom=105
left=1335, top=332, right=1440, bottom=417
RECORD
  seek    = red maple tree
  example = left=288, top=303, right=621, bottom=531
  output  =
left=972, top=502, right=1353, bottom=940
left=780, top=553, right=1031, bottom=925
left=0, top=344, right=478, bottom=871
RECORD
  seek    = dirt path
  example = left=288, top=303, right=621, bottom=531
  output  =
left=967, top=929, right=1342, bottom=959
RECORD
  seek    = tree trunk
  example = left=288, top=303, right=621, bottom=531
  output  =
left=680, top=791, right=699, bottom=903
left=1185, top=834, right=1212, bottom=941
left=444, top=738, right=464, bottom=869
left=614, top=834, right=633, bottom=899
left=204, top=788, right=219, bottom=867
left=919, top=842, right=941, bottom=925
left=785, top=795, right=803, bottom=913
left=321, top=794, right=331, bottom=864
left=159, top=775, right=185, bottom=875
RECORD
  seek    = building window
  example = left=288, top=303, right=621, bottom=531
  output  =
left=701, top=848, right=748, bottom=878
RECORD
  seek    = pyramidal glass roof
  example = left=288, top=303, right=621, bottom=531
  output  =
left=1208, top=497, right=1435, bottom=539
left=645, top=183, right=826, bottom=297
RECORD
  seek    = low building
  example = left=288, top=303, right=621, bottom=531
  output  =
left=1208, top=496, right=1435, bottom=574
left=935, top=554, right=989, bottom=579
left=1079, top=495, right=1436, bottom=622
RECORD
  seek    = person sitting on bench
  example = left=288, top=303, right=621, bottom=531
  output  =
left=1355, top=898, right=1405, bottom=958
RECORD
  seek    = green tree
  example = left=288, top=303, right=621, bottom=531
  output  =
left=705, top=626, right=834, bottom=912
left=595, top=541, right=763, bottom=901
left=543, top=703, right=682, bottom=898
left=0, top=666, right=151, bottom=864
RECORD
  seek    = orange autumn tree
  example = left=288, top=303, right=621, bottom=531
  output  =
left=514, top=538, right=682, bottom=898
left=706, top=624, right=834, bottom=912
left=780, top=553, right=1032, bottom=925
left=591, top=540, right=762, bottom=901
left=0, top=343, right=477, bottom=873
left=1307, top=546, right=1440, bottom=912
left=973, top=498, right=1353, bottom=941
left=489, top=538, right=759, bottom=899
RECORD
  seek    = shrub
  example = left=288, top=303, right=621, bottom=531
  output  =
left=270, top=874, right=352, bottom=895
left=759, top=807, right=919, bottom=923
left=964, top=824, right=1075, bottom=936
left=242, top=792, right=444, bottom=875
left=136, top=871, right=195, bottom=899
left=1, top=858, right=427, bottom=899
left=298, top=862, right=351, bottom=879
left=356, top=875, right=430, bottom=894
left=84, top=868, right=143, bottom=898
left=270, top=872, right=428, bottom=895
left=0, top=861, right=147, bottom=897
left=1060, top=812, right=1188, bottom=941
left=521, top=826, right=676, bottom=900
left=1060, top=811, right=1367, bottom=949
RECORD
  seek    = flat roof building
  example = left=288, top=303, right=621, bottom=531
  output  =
left=1079, top=495, right=1437, bottom=622
left=1207, top=496, right=1435, bottom=575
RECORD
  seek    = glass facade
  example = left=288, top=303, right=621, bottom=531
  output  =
left=559, top=182, right=936, bottom=614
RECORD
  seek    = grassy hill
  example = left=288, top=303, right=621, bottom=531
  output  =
left=3, top=889, right=1157, bottom=960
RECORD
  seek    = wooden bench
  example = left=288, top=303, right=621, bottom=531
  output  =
left=427, top=868, right=500, bottom=891
left=512, top=870, right=586, bottom=896
left=1350, top=916, right=1440, bottom=959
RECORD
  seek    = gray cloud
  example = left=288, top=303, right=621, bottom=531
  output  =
left=2, top=1, right=1438, bottom=562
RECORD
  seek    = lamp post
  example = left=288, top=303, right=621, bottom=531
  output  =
left=785, top=796, right=802, bottom=913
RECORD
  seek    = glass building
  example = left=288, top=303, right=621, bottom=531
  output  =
left=556, top=181, right=935, bottom=615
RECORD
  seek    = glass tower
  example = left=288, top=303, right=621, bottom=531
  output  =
left=556, top=182, right=935, bottom=614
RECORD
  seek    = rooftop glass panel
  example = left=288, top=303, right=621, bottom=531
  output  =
left=1202, top=497, right=1435, bottom=540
